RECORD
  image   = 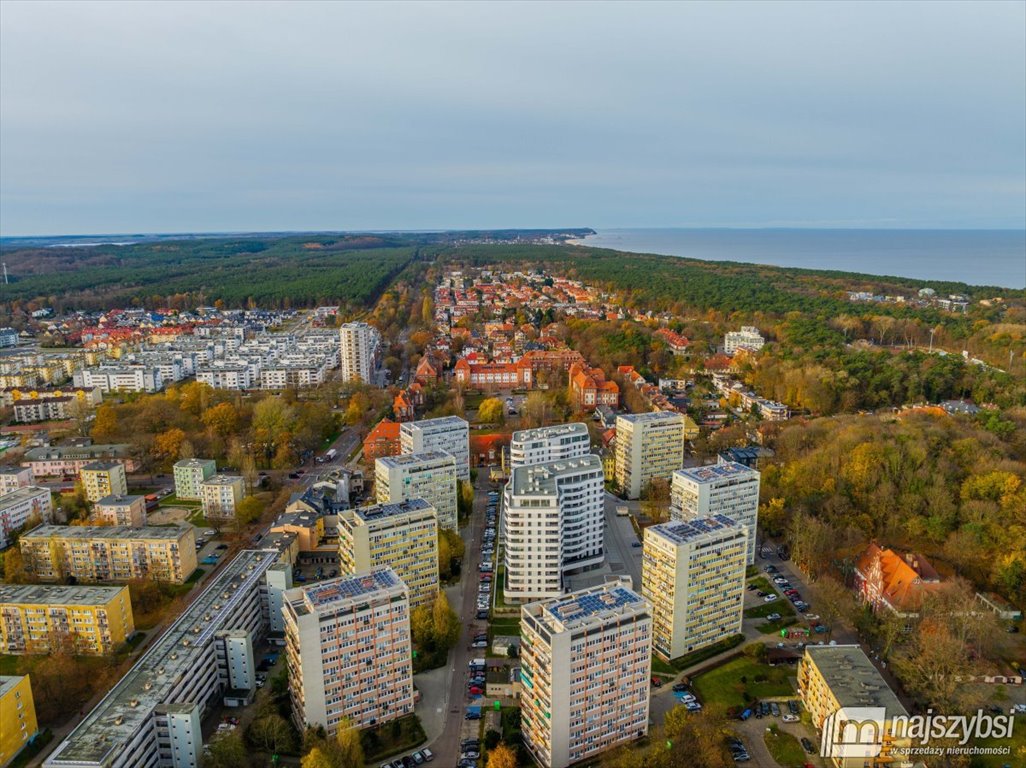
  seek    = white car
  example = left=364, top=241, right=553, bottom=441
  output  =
left=782, top=714, right=799, bottom=723
left=763, top=595, right=779, bottom=602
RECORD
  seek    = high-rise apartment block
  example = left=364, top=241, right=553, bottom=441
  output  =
left=173, top=458, right=217, bottom=500
left=338, top=499, right=439, bottom=609
left=200, top=475, right=245, bottom=518
left=614, top=411, right=686, bottom=500
left=642, top=515, right=747, bottom=661
left=20, top=525, right=197, bottom=584
left=80, top=461, right=128, bottom=502
left=509, top=423, right=591, bottom=469
left=0, top=487, right=53, bottom=550
left=94, top=494, right=147, bottom=527
left=400, top=416, right=470, bottom=481
left=0, top=584, right=136, bottom=655
left=0, top=675, right=38, bottom=767
left=520, top=579, right=651, bottom=768
left=283, top=566, right=414, bottom=735
left=43, top=550, right=287, bottom=768
left=670, top=462, right=760, bottom=564
left=375, top=451, right=458, bottom=531
left=724, top=326, right=765, bottom=355
left=503, top=455, right=604, bottom=602
left=339, top=322, right=381, bottom=384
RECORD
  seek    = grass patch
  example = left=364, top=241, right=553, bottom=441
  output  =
left=969, top=724, right=1026, bottom=767
left=124, top=632, right=147, bottom=649
left=0, top=655, right=18, bottom=675
left=763, top=726, right=807, bottom=768
left=185, top=507, right=209, bottom=527
left=747, top=576, right=778, bottom=594
left=651, top=657, right=677, bottom=677
left=9, top=728, right=53, bottom=768
left=360, top=714, right=426, bottom=762
left=756, top=616, right=799, bottom=634
left=691, top=655, right=795, bottom=709
left=669, top=634, right=746, bottom=671
left=744, top=600, right=794, bottom=620
left=186, top=567, right=206, bottom=584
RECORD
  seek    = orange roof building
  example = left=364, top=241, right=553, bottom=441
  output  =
left=853, top=541, right=944, bottom=617
left=363, top=418, right=401, bottom=461
left=569, top=362, right=620, bottom=411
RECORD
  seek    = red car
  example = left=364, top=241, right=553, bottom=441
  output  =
left=468, top=686, right=483, bottom=695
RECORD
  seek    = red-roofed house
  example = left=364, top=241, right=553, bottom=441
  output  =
left=569, top=362, right=620, bottom=411
left=363, top=418, right=401, bottom=460
left=853, top=542, right=945, bottom=619
left=655, top=328, right=690, bottom=355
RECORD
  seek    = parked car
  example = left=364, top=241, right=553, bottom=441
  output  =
left=766, top=613, right=782, bottom=621
left=801, top=738, right=816, bottom=754
left=788, top=700, right=799, bottom=714
left=420, top=748, right=434, bottom=762
left=770, top=702, right=781, bottom=717
left=763, top=595, right=778, bottom=602
left=782, top=714, right=799, bottom=722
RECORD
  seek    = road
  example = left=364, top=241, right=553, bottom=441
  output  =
left=423, top=467, right=491, bottom=766
left=601, top=491, right=643, bottom=589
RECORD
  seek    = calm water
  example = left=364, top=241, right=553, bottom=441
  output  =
left=568, top=229, right=1026, bottom=289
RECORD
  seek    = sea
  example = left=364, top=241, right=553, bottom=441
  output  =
left=567, top=229, right=1026, bottom=289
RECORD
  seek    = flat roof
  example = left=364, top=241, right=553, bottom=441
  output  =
left=401, top=416, right=468, bottom=433
left=46, top=549, right=279, bottom=766
left=509, top=454, right=601, bottom=496
left=352, top=498, right=433, bottom=523
left=616, top=410, right=684, bottom=424
left=24, top=444, right=132, bottom=460
left=202, top=474, right=243, bottom=486
left=804, top=645, right=907, bottom=716
left=287, top=566, right=405, bottom=618
left=511, top=422, right=588, bottom=443
left=96, top=494, right=144, bottom=506
left=375, top=450, right=455, bottom=468
left=0, top=676, right=26, bottom=697
left=0, top=465, right=30, bottom=475
left=0, top=583, right=128, bottom=607
left=647, top=514, right=746, bottom=546
left=81, top=461, right=124, bottom=472
left=673, top=461, right=758, bottom=485
left=0, top=486, right=50, bottom=504
left=22, top=524, right=189, bottom=541
left=531, top=580, right=648, bottom=633
left=174, top=458, right=216, bottom=468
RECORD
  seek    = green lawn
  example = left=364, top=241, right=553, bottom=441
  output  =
left=669, top=634, right=745, bottom=671
left=744, top=600, right=794, bottom=620
left=360, top=714, right=426, bottom=762
left=691, top=655, right=795, bottom=709
left=757, top=616, right=799, bottom=634
left=763, top=726, right=807, bottom=768
left=970, top=722, right=1026, bottom=768
left=651, top=657, right=677, bottom=677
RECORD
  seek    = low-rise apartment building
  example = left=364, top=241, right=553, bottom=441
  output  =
left=509, top=423, right=591, bottom=469
left=283, top=566, right=414, bottom=735
left=20, top=525, right=197, bottom=584
left=375, top=451, right=458, bottom=531
left=503, top=455, right=605, bottom=602
left=21, top=444, right=137, bottom=479
left=400, top=416, right=470, bottom=482
left=93, top=494, right=147, bottom=527
left=670, top=462, right=760, bottom=564
left=614, top=411, right=686, bottom=500
left=73, top=365, right=164, bottom=393
left=0, top=676, right=38, bottom=767
left=173, top=458, right=217, bottom=500
left=0, top=466, right=32, bottom=496
left=80, top=461, right=129, bottom=502
left=724, top=326, right=765, bottom=355
left=43, top=550, right=288, bottom=768
left=338, top=499, right=439, bottom=609
left=799, top=645, right=909, bottom=768
left=0, top=584, right=135, bottom=655
left=520, top=579, right=651, bottom=768
left=0, top=487, right=53, bottom=550
left=642, top=515, right=748, bottom=661
left=200, top=475, right=245, bottom=518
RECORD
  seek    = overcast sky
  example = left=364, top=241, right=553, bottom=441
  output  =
left=1, top=0, right=1024, bottom=235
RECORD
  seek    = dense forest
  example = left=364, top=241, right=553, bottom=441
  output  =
left=0, top=236, right=423, bottom=311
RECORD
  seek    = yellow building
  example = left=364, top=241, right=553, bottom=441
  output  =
left=0, top=675, right=38, bottom=767
left=0, top=584, right=135, bottom=655
left=19, top=525, right=197, bottom=584
left=338, top=499, right=438, bottom=609
left=79, top=461, right=128, bottom=502
left=614, top=411, right=686, bottom=499
left=799, top=645, right=909, bottom=768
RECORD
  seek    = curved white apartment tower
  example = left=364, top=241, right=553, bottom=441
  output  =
left=509, top=422, right=590, bottom=469
left=502, top=454, right=604, bottom=602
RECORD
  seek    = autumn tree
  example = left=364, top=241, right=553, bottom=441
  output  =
left=235, top=496, right=264, bottom=526
left=333, top=717, right=364, bottom=768
left=248, top=713, right=295, bottom=754
left=487, top=744, right=518, bottom=768
left=201, top=401, right=239, bottom=441
left=300, top=746, right=335, bottom=768
left=153, top=427, right=187, bottom=465
left=91, top=404, right=120, bottom=442
left=477, top=397, right=505, bottom=424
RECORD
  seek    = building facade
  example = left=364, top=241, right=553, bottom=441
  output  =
left=520, top=579, right=651, bottom=768
left=338, top=499, right=439, bottom=609
left=375, top=451, right=458, bottom=531
left=400, top=416, right=470, bottom=482
left=43, top=550, right=287, bottom=768
left=724, top=326, right=765, bottom=355
left=173, top=458, right=217, bottom=501
left=669, top=462, right=761, bottom=564
left=509, top=423, right=591, bottom=469
left=0, top=676, right=38, bottom=767
left=93, top=495, right=147, bottom=527
left=339, top=322, right=381, bottom=384
left=0, top=487, right=53, bottom=551
left=0, top=466, right=33, bottom=496
left=0, top=584, right=136, bottom=655
left=20, top=525, right=197, bottom=584
left=79, top=461, right=128, bottom=503
left=21, top=444, right=137, bottom=479
left=614, top=411, right=686, bottom=500
left=200, top=475, right=245, bottom=519
left=283, top=566, right=414, bottom=735
left=642, top=515, right=747, bottom=661
left=503, top=455, right=605, bottom=602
